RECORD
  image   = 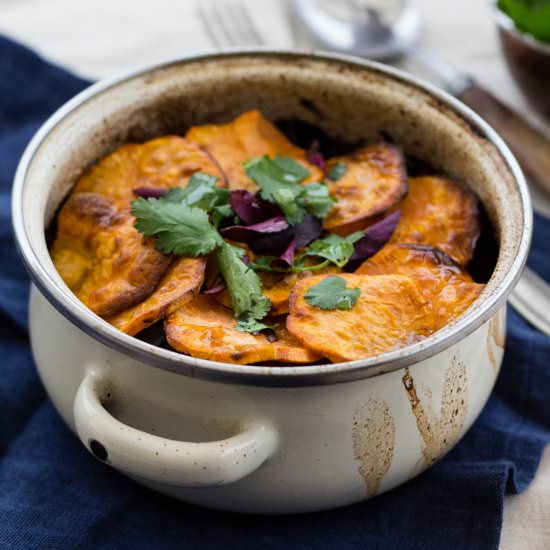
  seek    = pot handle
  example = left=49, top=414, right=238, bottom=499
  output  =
left=73, top=371, right=278, bottom=487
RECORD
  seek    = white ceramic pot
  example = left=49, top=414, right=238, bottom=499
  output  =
left=12, top=52, right=531, bottom=514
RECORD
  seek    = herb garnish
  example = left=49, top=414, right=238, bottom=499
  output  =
left=131, top=178, right=271, bottom=333
left=302, top=232, right=365, bottom=268
left=249, top=231, right=365, bottom=273
left=304, top=276, right=360, bottom=310
left=163, top=173, right=233, bottom=227
left=217, top=242, right=271, bottom=329
left=131, top=156, right=360, bottom=331
left=327, top=162, right=348, bottom=181
left=244, top=155, right=334, bottom=225
left=131, top=200, right=224, bottom=256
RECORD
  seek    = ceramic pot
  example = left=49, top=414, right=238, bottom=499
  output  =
left=12, top=51, right=531, bottom=514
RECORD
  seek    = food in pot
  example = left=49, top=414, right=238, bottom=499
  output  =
left=387, top=176, right=480, bottom=266
left=50, top=110, right=486, bottom=365
left=166, top=295, right=321, bottom=364
left=355, top=244, right=484, bottom=329
left=322, top=144, right=407, bottom=235
left=287, top=274, right=434, bottom=362
left=185, top=110, right=323, bottom=191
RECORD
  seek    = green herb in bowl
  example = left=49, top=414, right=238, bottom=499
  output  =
left=498, top=0, right=550, bottom=43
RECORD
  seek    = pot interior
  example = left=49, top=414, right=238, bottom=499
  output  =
left=15, top=51, right=531, bottom=384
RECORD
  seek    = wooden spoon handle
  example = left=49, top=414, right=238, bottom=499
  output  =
left=457, top=81, right=550, bottom=195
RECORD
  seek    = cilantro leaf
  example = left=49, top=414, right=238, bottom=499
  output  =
left=272, top=155, right=310, bottom=181
left=302, top=231, right=364, bottom=268
left=211, top=203, right=234, bottom=228
left=245, top=155, right=303, bottom=203
left=132, top=192, right=271, bottom=325
left=130, top=198, right=223, bottom=256
left=244, top=155, right=333, bottom=225
left=249, top=256, right=335, bottom=273
left=272, top=187, right=306, bottom=225
left=164, top=173, right=230, bottom=211
left=304, top=276, right=360, bottom=310
left=235, top=317, right=279, bottom=334
left=296, top=183, right=335, bottom=219
left=217, top=241, right=271, bottom=321
left=328, top=162, right=348, bottom=181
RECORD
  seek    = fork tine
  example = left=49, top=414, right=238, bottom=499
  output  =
left=199, top=1, right=266, bottom=48
left=198, top=5, right=223, bottom=48
left=234, top=1, right=266, bottom=45
left=221, top=2, right=253, bottom=46
left=211, top=3, right=238, bottom=47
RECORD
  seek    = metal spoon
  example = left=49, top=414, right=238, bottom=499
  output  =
left=291, top=0, right=550, bottom=197
left=291, top=0, right=550, bottom=336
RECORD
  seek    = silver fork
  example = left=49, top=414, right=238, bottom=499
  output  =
left=198, top=1, right=265, bottom=48
left=197, top=1, right=550, bottom=336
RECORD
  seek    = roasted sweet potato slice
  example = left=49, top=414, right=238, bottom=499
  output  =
left=107, top=257, right=206, bottom=335
left=51, top=192, right=171, bottom=317
left=356, top=244, right=484, bottom=328
left=185, top=110, right=323, bottom=191
left=74, top=136, right=224, bottom=207
left=51, top=136, right=222, bottom=318
left=388, top=176, right=480, bottom=266
left=165, top=295, right=321, bottom=364
left=323, top=144, right=407, bottom=235
left=287, top=274, right=434, bottom=362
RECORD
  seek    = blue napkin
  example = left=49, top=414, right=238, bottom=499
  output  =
left=1, top=35, right=549, bottom=550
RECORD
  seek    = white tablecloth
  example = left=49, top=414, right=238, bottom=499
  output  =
left=1, top=1, right=548, bottom=547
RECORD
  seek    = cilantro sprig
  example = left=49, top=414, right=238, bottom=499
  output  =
left=244, top=155, right=334, bottom=225
left=302, top=231, right=364, bottom=268
left=217, top=242, right=271, bottom=329
left=131, top=174, right=271, bottom=333
left=131, top=156, right=347, bottom=333
left=131, top=200, right=223, bottom=256
left=249, top=231, right=365, bottom=273
left=304, top=276, right=360, bottom=310
left=163, top=173, right=233, bottom=227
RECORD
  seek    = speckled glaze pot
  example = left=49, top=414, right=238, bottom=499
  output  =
left=12, top=51, right=531, bottom=514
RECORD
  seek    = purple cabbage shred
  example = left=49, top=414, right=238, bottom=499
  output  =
left=306, top=140, right=326, bottom=172
left=346, top=210, right=401, bottom=271
left=133, top=187, right=168, bottom=199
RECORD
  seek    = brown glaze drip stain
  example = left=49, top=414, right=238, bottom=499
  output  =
left=352, top=399, right=395, bottom=496
left=487, top=309, right=505, bottom=374
left=402, top=356, right=468, bottom=473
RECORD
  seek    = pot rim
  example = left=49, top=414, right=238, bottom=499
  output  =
left=12, top=48, right=532, bottom=387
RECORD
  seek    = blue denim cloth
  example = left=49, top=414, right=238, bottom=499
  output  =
left=1, top=35, right=549, bottom=550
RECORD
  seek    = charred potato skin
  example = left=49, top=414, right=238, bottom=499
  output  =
left=107, top=257, right=206, bottom=335
left=388, top=176, right=480, bottom=266
left=51, top=192, right=171, bottom=318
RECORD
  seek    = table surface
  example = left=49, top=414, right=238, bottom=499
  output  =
left=1, top=0, right=549, bottom=547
